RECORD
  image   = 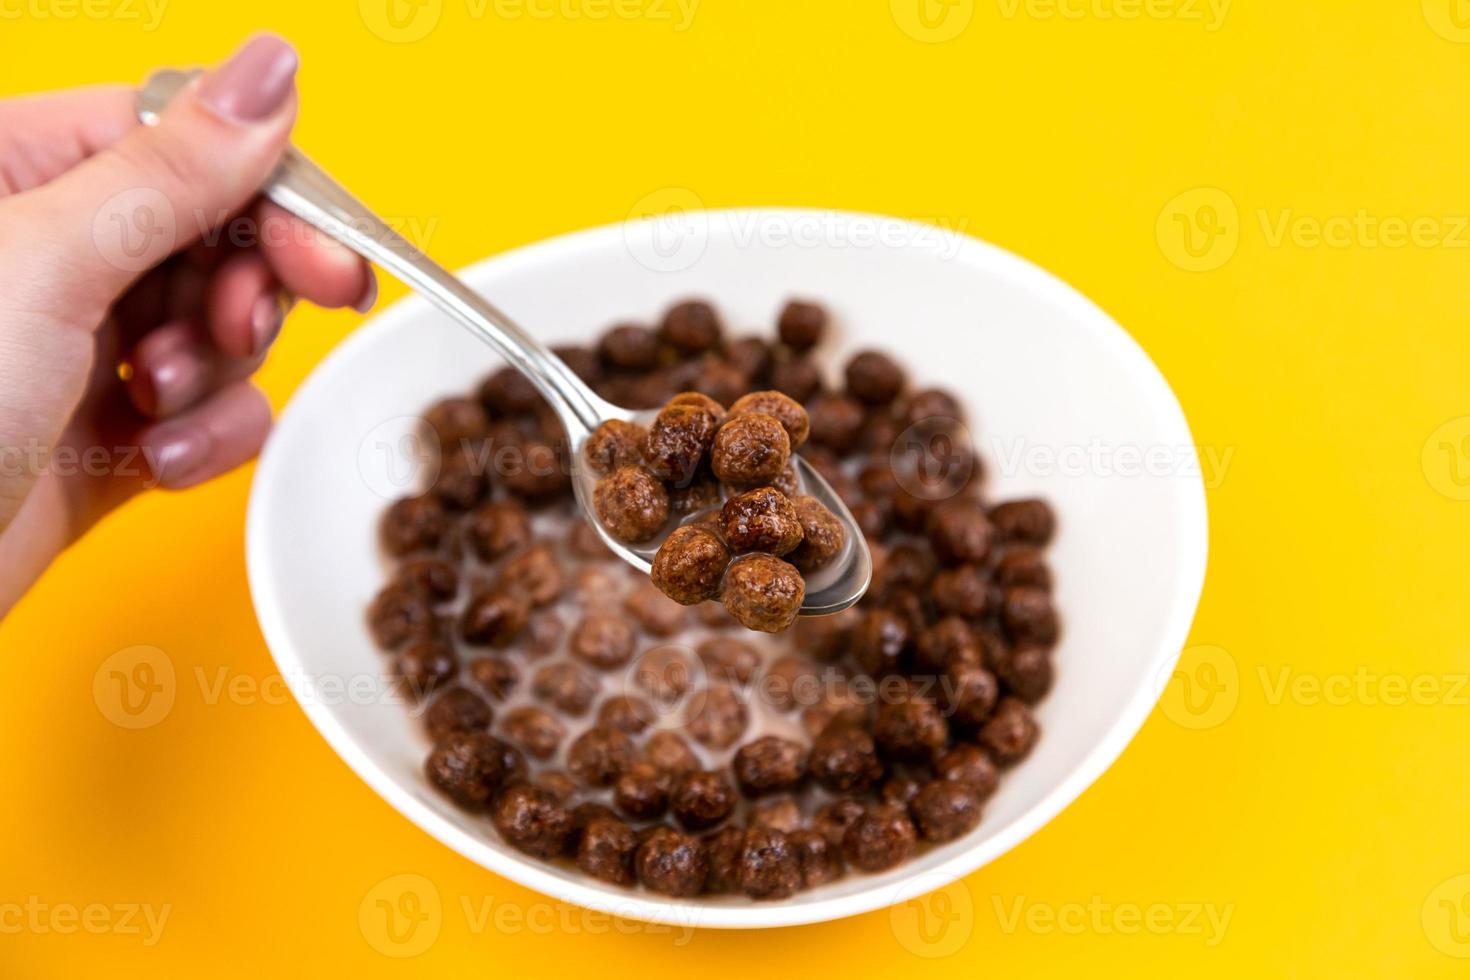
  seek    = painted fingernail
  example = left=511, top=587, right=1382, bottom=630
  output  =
left=197, top=34, right=299, bottom=123
left=146, top=347, right=208, bottom=417
left=353, top=271, right=379, bottom=314
left=250, top=292, right=286, bottom=355
left=148, top=425, right=212, bottom=487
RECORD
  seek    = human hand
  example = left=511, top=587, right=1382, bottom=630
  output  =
left=0, top=34, right=375, bottom=616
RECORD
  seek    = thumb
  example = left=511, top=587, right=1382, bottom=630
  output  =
left=7, top=33, right=300, bottom=326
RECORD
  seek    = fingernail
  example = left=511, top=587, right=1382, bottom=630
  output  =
left=148, top=425, right=212, bottom=487
left=353, top=271, right=379, bottom=314
left=147, top=347, right=208, bottom=417
left=197, top=34, right=299, bottom=123
left=250, top=291, right=287, bottom=355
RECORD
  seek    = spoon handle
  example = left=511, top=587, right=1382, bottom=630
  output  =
left=136, top=68, right=609, bottom=438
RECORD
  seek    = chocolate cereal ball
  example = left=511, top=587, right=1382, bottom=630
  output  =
left=945, top=662, right=1001, bottom=729
left=720, top=554, right=805, bottom=633
left=813, top=797, right=866, bottom=849
left=668, top=472, right=722, bottom=516
left=499, top=705, right=567, bottom=760
left=567, top=726, right=637, bottom=787
left=809, top=725, right=884, bottom=794
left=670, top=769, right=738, bottom=831
left=636, top=827, right=709, bottom=897
left=996, top=645, right=1054, bottom=703
left=909, top=780, right=982, bottom=843
left=777, top=300, right=827, bottom=351
left=593, top=465, right=670, bottom=544
left=644, top=731, right=699, bottom=774
left=584, top=419, right=647, bottom=475
left=368, top=583, right=435, bottom=650
left=721, top=487, right=804, bottom=556
left=466, top=500, right=532, bottom=562
left=651, top=525, right=730, bottom=605
left=614, top=762, right=672, bottom=820
left=397, top=638, right=458, bottom=699
left=643, top=403, right=720, bottom=485
left=661, top=300, right=723, bottom=354
left=873, top=698, right=949, bottom=761
left=979, top=696, right=1040, bottom=765
left=479, top=365, right=541, bottom=415
left=497, top=544, right=565, bottom=607
left=492, top=783, right=574, bottom=858
left=531, top=662, right=600, bottom=716
left=460, top=589, right=530, bottom=647
left=425, top=731, right=508, bottom=809
left=696, top=637, right=761, bottom=684
left=424, top=686, right=492, bottom=741
left=577, top=817, right=639, bottom=885
left=381, top=494, right=447, bottom=556
left=770, top=357, right=823, bottom=403
left=733, top=736, right=807, bottom=796
left=468, top=655, right=519, bottom=701
left=791, top=829, right=843, bottom=887
left=751, top=796, right=803, bottom=834
left=844, top=350, right=906, bottom=405
left=398, top=556, right=459, bottom=603
left=598, top=323, right=660, bottom=371
left=927, top=499, right=995, bottom=566
left=989, top=499, right=1056, bottom=545
left=424, top=396, right=489, bottom=451
left=1000, top=586, right=1060, bottom=647
left=725, top=336, right=774, bottom=382
left=995, top=546, right=1053, bottom=590
left=842, top=804, right=918, bottom=872
left=702, top=826, right=745, bottom=894
left=787, top=495, right=846, bottom=573
left=666, top=390, right=729, bottom=424
left=433, top=449, right=489, bottom=511
left=806, top=393, right=866, bottom=456
left=710, top=413, right=791, bottom=488
left=936, top=744, right=1000, bottom=800
left=623, top=584, right=688, bottom=636
left=850, top=608, right=913, bottom=677
left=738, top=827, right=802, bottom=900
left=570, top=612, right=636, bottom=669
left=597, top=694, right=653, bottom=734
left=684, top=684, right=749, bottom=749
left=729, top=390, right=810, bottom=448
left=932, top=564, right=991, bottom=620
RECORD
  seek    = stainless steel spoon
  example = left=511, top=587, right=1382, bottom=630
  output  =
left=136, top=68, right=871, bottom=616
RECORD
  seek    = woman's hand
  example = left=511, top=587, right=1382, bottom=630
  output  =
left=0, top=34, right=375, bottom=616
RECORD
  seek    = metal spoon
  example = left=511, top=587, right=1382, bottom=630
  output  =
left=136, top=69, right=871, bottom=617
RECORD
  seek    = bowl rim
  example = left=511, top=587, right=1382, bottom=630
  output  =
left=245, top=207, right=1209, bottom=930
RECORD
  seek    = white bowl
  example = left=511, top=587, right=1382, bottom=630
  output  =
left=246, top=208, right=1207, bottom=930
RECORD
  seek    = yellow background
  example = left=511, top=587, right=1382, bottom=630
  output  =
left=3, top=0, right=1469, bottom=975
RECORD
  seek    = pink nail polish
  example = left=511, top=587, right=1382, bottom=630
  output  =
left=148, top=347, right=206, bottom=417
left=149, top=426, right=212, bottom=487
left=250, top=292, right=285, bottom=354
left=353, top=273, right=379, bottom=314
left=197, top=34, right=299, bottom=123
